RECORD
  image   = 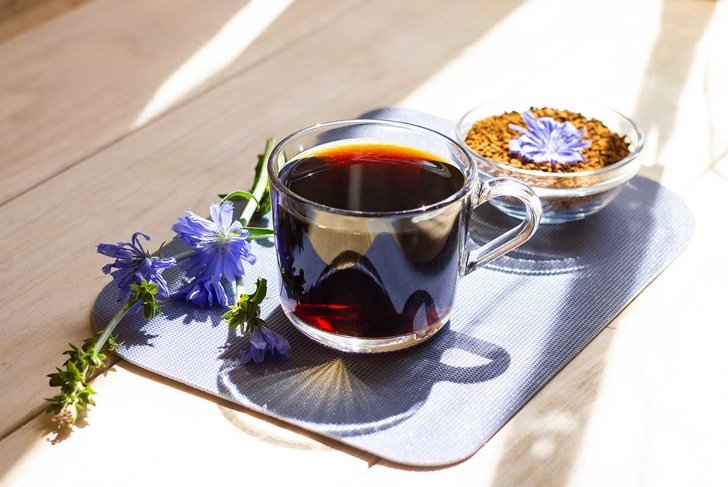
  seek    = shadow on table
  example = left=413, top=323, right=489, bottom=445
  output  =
left=632, top=0, right=718, bottom=183
left=217, top=308, right=510, bottom=437
left=486, top=180, right=658, bottom=484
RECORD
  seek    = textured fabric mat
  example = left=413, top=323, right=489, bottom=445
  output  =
left=92, top=108, right=694, bottom=466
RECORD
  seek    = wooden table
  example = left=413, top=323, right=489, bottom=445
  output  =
left=1, top=1, right=727, bottom=485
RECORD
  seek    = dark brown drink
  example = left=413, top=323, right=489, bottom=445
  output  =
left=274, top=143, right=465, bottom=338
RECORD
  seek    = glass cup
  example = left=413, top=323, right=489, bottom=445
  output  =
left=267, top=120, right=542, bottom=352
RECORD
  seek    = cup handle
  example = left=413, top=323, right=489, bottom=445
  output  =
left=462, top=177, right=542, bottom=275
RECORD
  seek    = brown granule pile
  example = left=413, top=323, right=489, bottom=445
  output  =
left=464, top=107, right=630, bottom=173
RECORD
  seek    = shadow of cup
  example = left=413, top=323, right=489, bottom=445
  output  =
left=470, top=200, right=639, bottom=276
left=217, top=309, right=510, bottom=436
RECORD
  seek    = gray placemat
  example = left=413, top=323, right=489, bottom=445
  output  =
left=92, top=109, right=694, bottom=466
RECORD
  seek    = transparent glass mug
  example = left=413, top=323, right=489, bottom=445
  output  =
left=267, top=120, right=542, bottom=352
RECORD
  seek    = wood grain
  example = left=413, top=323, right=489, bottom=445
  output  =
left=0, top=0, right=87, bottom=42
left=0, top=0, right=361, bottom=205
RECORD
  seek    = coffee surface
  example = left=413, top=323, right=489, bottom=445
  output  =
left=279, top=143, right=464, bottom=212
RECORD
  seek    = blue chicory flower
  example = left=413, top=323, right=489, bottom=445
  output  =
left=508, top=111, right=591, bottom=164
left=174, top=278, right=228, bottom=308
left=239, top=325, right=291, bottom=364
left=172, top=202, right=256, bottom=307
left=97, top=232, right=176, bottom=302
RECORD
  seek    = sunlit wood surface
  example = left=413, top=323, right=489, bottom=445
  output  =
left=0, top=1, right=727, bottom=485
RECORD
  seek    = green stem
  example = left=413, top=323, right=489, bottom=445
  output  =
left=93, top=300, right=134, bottom=355
left=234, top=276, right=245, bottom=299
left=91, top=247, right=193, bottom=357
left=240, top=137, right=275, bottom=226
left=172, top=249, right=196, bottom=261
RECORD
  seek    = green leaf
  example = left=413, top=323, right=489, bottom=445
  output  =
left=48, top=371, right=64, bottom=387
left=130, top=279, right=161, bottom=320
left=223, top=277, right=268, bottom=333
left=154, top=241, right=168, bottom=257
left=250, top=278, right=267, bottom=305
left=244, top=226, right=274, bottom=239
left=45, top=395, right=65, bottom=414
left=219, top=191, right=259, bottom=204
left=251, top=150, right=272, bottom=217
left=66, top=360, right=82, bottom=381
left=142, top=299, right=160, bottom=320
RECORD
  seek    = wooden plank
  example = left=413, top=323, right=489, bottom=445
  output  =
left=1, top=0, right=722, bottom=202
left=349, top=167, right=728, bottom=486
left=0, top=363, right=376, bottom=487
left=0, top=0, right=88, bottom=42
left=0, top=0, right=361, bottom=204
left=0, top=0, right=527, bottom=438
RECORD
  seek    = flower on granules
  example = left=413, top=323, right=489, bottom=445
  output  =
left=172, top=201, right=256, bottom=307
left=97, top=232, right=176, bottom=302
left=509, top=111, right=591, bottom=164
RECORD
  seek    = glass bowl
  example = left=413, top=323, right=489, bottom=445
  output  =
left=455, top=100, right=644, bottom=224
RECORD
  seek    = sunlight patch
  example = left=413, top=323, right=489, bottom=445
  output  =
left=134, top=0, right=292, bottom=127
